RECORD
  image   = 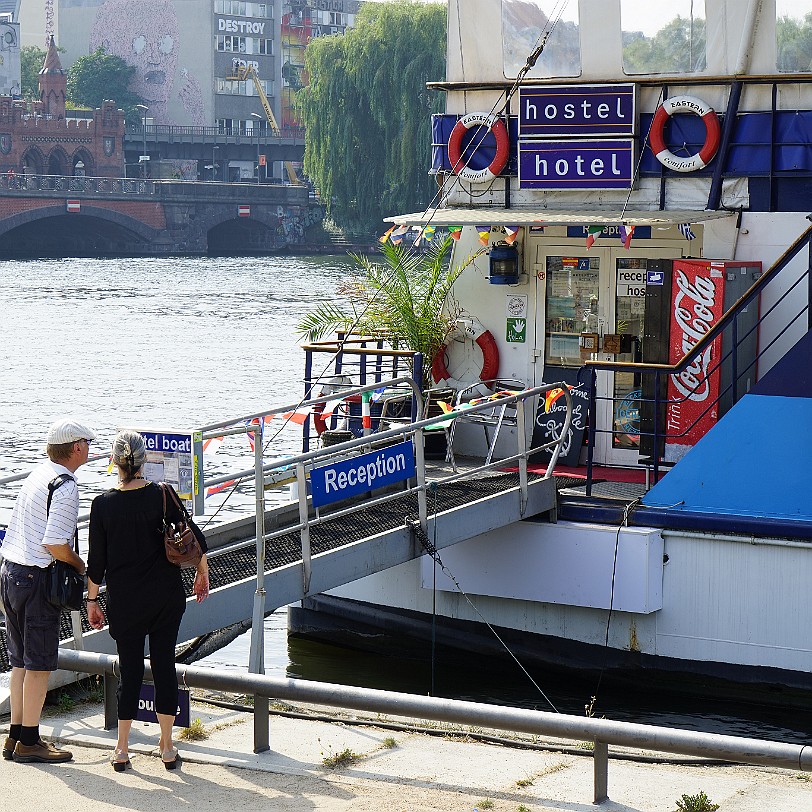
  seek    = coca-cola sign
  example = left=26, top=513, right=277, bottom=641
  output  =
left=665, top=260, right=725, bottom=457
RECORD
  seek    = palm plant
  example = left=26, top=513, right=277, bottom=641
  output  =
left=297, top=235, right=467, bottom=388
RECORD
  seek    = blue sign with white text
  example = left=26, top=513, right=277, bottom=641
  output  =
left=136, top=684, right=190, bottom=728
left=566, top=226, right=652, bottom=240
left=519, top=84, right=636, bottom=138
left=310, top=441, right=416, bottom=508
left=519, top=140, right=634, bottom=190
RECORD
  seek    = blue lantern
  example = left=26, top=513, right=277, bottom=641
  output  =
left=489, top=242, right=520, bottom=284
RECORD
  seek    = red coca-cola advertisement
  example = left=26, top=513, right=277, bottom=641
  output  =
left=665, top=259, right=726, bottom=460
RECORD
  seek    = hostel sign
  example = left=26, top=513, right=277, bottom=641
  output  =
left=518, top=84, right=637, bottom=191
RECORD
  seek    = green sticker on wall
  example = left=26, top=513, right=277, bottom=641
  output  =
left=506, top=318, right=526, bottom=343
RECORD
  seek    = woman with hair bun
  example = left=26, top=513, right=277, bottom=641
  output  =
left=86, top=429, right=209, bottom=772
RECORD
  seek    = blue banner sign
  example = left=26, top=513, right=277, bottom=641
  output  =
left=519, top=84, right=636, bottom=138
left=136, top=684, right=191, bottom=728
left=140, top=431, right=193, bottom=454
left=519, top=140, right=634, bottom=190
left=566, top=226, right=652, bottom=240
left=310, top=441, right=415, bottom=508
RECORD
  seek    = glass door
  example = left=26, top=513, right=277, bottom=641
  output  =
left=537, top=245, right=678, bottom=467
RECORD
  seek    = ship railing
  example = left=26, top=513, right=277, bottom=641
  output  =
left=59, top=647, right=812, bottom=801
left=582, top=220, right=812, bottom=494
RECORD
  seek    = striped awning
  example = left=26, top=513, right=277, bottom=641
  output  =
left=384, top=208, right=734, bottom=227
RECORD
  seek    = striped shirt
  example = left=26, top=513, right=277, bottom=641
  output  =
left=1, top=460, right=79, bottom=568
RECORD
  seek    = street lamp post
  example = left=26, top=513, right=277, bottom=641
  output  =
left=212, top=145, right=219, bottom=182
left=136, top=104, right=148, bottom=179
left=251, top=112, right=262, bottom=185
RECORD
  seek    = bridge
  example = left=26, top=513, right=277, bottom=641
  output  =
left=0, top=172, right=317, bottom=256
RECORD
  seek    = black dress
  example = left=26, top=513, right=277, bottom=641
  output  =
left=87, top=481, right=207, bottom=640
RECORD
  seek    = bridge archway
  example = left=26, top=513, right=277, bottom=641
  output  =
left=21, top=146, right=45, bottom=175
left=72, top=148, right=94, bottom=177
left=207, top=215, right=281, bottom=254
left=0, top=204, right=164, bottom=258
left=46, top=146, right=69, bottom=176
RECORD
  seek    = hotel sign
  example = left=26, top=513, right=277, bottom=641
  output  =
left=519, top=84, right=636, bottom=138
left=518, top=84, right=636, bottom=191
left=519, top=140, right=634, bottom=190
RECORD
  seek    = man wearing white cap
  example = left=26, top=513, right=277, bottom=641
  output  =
left=0, top=418, right=95, bottom=764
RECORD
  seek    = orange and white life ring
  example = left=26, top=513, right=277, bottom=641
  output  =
left=447, top=112, right=510, bottom=184
left=649, top=95, right=721, bottom=173
left=432, top=316, right=500, bottom=390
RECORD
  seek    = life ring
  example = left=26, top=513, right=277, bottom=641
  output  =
left=312, top=403, right=328, bottom=435
left=447, top=112, right=510, bottom=184
left=432, top=316, right=500, bottom=390
left=649, top=95, right=721, bottom=173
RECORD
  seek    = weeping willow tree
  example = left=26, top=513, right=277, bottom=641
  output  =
left=298, top=1, right=446, bottom=236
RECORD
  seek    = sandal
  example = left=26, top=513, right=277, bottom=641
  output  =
left=161, top=745, right=180, bottom=770
left=110, top=749, right=130, bottom=772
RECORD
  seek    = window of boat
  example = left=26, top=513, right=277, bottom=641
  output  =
left=776, top=1, right=812, bottom=72
left=502, top=0, right=581, bottom=79
left=621, top=1, right=707, bottom=75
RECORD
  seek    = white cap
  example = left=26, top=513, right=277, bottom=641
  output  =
left=46, top=418, right=97, bottom=445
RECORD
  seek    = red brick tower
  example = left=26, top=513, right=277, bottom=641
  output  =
left=38, top=35, right=66, bottom=120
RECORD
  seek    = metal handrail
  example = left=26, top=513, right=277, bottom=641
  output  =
left=581, top=220, right=812, bottom=489
left=58, top=648, right=812, bottom=803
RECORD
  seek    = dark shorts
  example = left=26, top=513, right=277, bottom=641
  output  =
left=0, top=560, right=61, bottom=671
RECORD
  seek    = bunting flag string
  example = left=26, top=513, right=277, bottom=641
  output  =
left=618, top=224, right=635, bottom=250
left=378, top=225, right=395, bottom=244
left=503, top=225, right=520, bottom=245
left=678, top=223, right=696, bottom=240
left=448, top=226, right=463, bottom=241
left=282, top=405, right=313, bottom=425
left=585, top=225, right=604, bottom=249
left=477, top=225, right=491, bottom=246
left=390, top=224, right=409, bottom=245
left=202, top=436, right=224, bottom=457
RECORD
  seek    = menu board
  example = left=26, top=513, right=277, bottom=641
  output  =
left=530, top=367, right=590, bottom=466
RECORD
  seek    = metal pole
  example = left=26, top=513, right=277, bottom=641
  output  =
left=247, top=418, right=268, bottom=753
left=516, top=399, right=528, bottom=515
left=296, top=461, right=312, bottom=595
left=594, top=740, right=609, bottom=803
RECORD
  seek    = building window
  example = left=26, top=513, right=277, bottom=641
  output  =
left=502, top=0, right=581, bottom=78
left=216, top=35, right=247, bottom=52
left=214, top=1, right=271, bottom=17
left=329, top=12, right=344, bottom=26
left=258, top=39, right=273, bottom=56
left=622, top=1, right=707, bottom=74
left=216, top=77, right=273, bottom=96
left=777, top=0, right=812, bottom=73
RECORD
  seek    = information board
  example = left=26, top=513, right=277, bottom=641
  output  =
left=530, top=368, right=590, bottom=466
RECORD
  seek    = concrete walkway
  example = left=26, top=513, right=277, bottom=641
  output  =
left=2, top=698, right=811, bottom=811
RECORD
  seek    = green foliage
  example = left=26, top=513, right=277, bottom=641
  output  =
left=178, top=718, right=209, bottom=741
left=66, top=47, right=143, bottom=118
left=297, top=235, right=465, bottom=385
left=623, top=16, right=706, bottom=74
left=321, top=746, right=360, bottom=769
left=675, top=790, right=720, bottom=812
left=777, top=12, right=812, bottom=71
left=298, top=1, right=446, bottom=236
left=20, top=46, right=46, bottom=99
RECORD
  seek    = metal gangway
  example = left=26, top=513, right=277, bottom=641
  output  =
left=0, top=378, right=570, bottom=702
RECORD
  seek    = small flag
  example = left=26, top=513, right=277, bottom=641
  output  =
left=202, top=436, right=224, bottom=456
left=390, top=224, right=409, bottom=244
left=66, top=200, right=80, bottom=214
left=448, top=226, right=463, bottom=240
left=477, top=226, right=491, bottom=246
left=207, top=479, right=236, bottom=498
left=618, top=224, right=635, bottom=250
left=238, top=204, right=250, bottom=217
left=585, top=225, right=604, bottom=249
left=413, top=226, right=425, bottom=247
left=503, top=225, right=520, bottom=245
left=245, top=417, right=263, bottom=452
left=282, top=405, right=313, bottom=425
left=422, top=225, right=436, bottom=242
left=379, top=225, right=395, bottom=244
left=678, top=223, right=696, bottom=240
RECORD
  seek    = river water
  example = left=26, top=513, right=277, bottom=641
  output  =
left=1, top=254, right=810, bottom=743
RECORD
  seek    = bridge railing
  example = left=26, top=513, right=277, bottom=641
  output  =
left=127, top=123, right=306, bottom=143
left=1, top=173, right=152, bottom=195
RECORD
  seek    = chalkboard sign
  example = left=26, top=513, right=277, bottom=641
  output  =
left=530, top=368, right=590, bottom=466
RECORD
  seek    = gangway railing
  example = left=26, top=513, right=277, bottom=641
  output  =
left=59, top=648, right=812, bottom=803
left=582, top=220, right=812, bottom=494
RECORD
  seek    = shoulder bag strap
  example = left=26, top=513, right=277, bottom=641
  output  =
left=164, top=483, right=191, bottom=522
left=47, top=473, right=79, bottom=554
left=160, top=482, right=168, bottom=525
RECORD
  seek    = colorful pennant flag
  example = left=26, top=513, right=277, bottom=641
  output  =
left=202, top=436, right=224, bottom=456
left=477, top=226, right=491, bottom=246
left=422, top=225, right=436, bottom=243
left=245, top=417, right=263, bottom=452
left=448, top=226, right=463, bottom=241
left=282, top=405, right=313, bottom=425
left=585, top=225, right=604, bottom=249
left=206, top=479, right=236, bottom=498
left=503, top=226, right=520, bottom=245
left=378, top=225, right=395, bottom=244
left=678, top=223, right=696, bottom=240
left=413, top=226, right=425, bottom=247
left=618, top=224, right=635, bottom=250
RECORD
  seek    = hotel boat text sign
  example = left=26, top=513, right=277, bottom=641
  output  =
left=310, top=441, right=416, bottom=508
left=518, top=84, right=637, bottom=191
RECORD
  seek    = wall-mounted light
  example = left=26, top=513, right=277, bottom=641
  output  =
left=488, top=242, right=520, bottom=285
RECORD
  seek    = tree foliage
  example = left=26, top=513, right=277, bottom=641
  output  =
left=623, top=16, right=707, bottom=74
left=20, top=46, right=47, bottom=99
left=66, top=47, right=143, bottom=116
left=777, top=12, right=812, bottom=72
left=298, top=1, right=446, bottom=236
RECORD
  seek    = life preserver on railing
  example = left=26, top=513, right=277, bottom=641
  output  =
left=447, top=112, right=510, bottom=184
left=432, top=316, right=500, bottom=390
left=312, top=403, right=328, bottom=435
left=649, top=95, right=721, bottom=173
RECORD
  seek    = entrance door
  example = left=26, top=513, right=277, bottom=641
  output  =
left=535, top=245, right=678, bottom=466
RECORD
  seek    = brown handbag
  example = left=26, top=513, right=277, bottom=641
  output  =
left=161, top=483, right=203, bottom=568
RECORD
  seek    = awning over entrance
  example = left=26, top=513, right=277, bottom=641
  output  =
left=384, top=209, right=735, bottom=227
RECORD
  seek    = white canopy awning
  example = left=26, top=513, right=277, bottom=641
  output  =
left=384, top=208, right=735, bottom=227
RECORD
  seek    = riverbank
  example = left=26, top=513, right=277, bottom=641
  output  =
left=4, top=696, right=810, bottom=811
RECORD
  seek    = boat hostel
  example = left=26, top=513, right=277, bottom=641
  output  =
left=294, top=0, right=812, bottom=703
